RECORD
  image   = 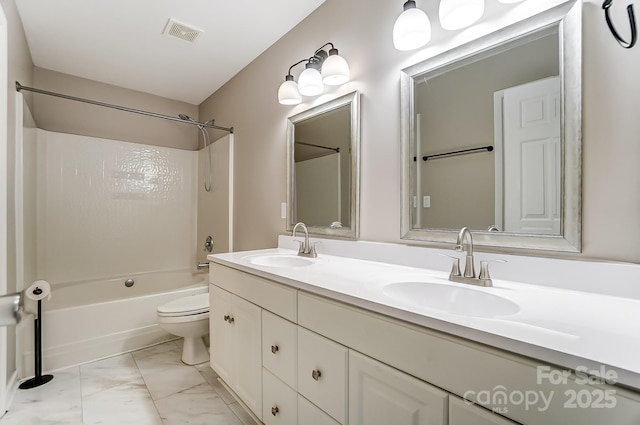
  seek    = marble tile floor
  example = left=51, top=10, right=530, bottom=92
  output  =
left=0, top=340, right=257, bottom=425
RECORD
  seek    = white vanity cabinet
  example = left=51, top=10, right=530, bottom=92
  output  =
left=209, top=261, right=640, bottom=425
left=348, top=350, right=448, bottom=425
left=209, top=285, right=262, bottom=420
left=449, top=396, right=518, bottom=425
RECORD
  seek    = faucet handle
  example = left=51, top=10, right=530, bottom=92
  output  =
left=309, top=242, right=319, bottom=258
left=479, top=259, right=507, bottom=280
left=439, top=254, right=461, bottom=277
left=294, top=240, right=305, bottom=254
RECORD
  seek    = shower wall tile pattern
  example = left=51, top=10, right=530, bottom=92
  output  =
left=36, top=130, right=198, bottom=284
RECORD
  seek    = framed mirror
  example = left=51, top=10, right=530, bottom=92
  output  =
left=400, top=1, right=581, bottom=252
left=287, top=91, right=360, bottom=239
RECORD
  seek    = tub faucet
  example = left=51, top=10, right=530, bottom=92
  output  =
left=292, top=222, right=317, bottom=258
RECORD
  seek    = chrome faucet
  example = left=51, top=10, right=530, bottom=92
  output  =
left=448, top=227, right=504, bottom=287
left=292, top=222, right=317, bottom=258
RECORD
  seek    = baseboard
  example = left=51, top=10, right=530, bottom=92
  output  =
left=21, top=324, right=174, bottom=376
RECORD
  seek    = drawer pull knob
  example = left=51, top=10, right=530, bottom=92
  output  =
left=228, top=316, right=234, bottom=324
left=271, top=406, right=279, bottom=416
left=271, top=345, right=279, bottom=354
left=223, top=315, right=230, bottom=322
left=311, top=369, right=322, bottom=381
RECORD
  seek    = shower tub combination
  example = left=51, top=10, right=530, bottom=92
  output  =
left=19, top=270, right=208, bottom=375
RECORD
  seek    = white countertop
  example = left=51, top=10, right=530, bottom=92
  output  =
left=209, top=246, right=640, bottom=391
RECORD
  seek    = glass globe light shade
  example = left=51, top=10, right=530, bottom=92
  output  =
left=298, top=67, right=324, bottom=96
left=278, top=77, right=301, bottom=105
left=393, top=2, right=432, bottom=51
left=439, top=0, right=485, bottom=31
left=321, top=52, right=350, bottom=86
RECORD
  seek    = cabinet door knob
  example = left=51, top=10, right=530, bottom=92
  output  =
left=223, top=315, right=230, bottom=322
left=271, top=345, right=279, bottom=354
left=311, top=369, right=322, bottom=381
left=228, top=316, right=235, bottom=324
left=271, top=406, right=279, bottom=416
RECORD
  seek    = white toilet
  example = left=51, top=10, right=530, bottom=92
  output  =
left=157, top=293, right=210, bottom=365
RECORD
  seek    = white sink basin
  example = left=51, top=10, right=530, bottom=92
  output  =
left=383, top=281, right=519, bottom=318
left=247, top=254, right=314, bottom=268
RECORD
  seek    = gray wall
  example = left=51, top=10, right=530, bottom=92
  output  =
left=200, top=0, right=640, bottom=263
left=32, top=68, right=200, bottom=150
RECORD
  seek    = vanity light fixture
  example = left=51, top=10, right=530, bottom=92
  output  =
left=439, top=0, right=485, bottom=30
left=277, top=43, right=350, bottom=105
left=393, top=0, right=432, bottom=51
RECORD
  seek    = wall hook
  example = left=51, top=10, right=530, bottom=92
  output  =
left=603, top=0, right=637, bottom=48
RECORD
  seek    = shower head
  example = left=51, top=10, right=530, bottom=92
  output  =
left=178, top=113, right=194, bottom=122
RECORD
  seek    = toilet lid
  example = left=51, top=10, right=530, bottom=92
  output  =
left=158, top=293, right=209, bottom=316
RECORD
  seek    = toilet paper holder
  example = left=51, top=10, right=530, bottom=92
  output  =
left=0, top=292, right=23, bottom=327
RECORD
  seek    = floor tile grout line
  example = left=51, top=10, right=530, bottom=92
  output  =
left=131, top=347, right=167, bottom=424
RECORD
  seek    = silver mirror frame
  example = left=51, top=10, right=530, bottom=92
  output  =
left=287, top=91, right=361, bottom=239
left=400, top=0, right=582, bottom=252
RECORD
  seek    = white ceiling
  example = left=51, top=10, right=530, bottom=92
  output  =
left=15, top=0, right=326, bottom=105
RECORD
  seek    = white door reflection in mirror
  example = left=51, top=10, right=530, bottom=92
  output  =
left=496, top=77, right=560, bottom=234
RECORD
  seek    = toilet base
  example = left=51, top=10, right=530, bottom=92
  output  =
left=181, top=336, right=209, bottom=365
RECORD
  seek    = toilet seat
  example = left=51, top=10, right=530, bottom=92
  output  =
left=157, top=293, right=209, bottom=317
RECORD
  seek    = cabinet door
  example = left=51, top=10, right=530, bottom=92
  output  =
left=349, top=350, right=448, bottom=425
left=298, top=327, right=347, bottom=424
left=449, top=396, right=518, bottom=425
left=231, top=294, right=263, bottom=420
left=263, top=310, right=297, bottom=389
left=209, top=285, right=233, bottom=384
left=263, top=368, right=297, bottom=425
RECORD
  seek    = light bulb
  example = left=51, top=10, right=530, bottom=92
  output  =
left=298, top=67, right=324, bottom=96
left=439, top=0, right=484, bottom=31
left=321, top=50, right=350, bottom=86
left=278, top=76, right=301, bottom=105
left=393, top=0, right=432, bottom=51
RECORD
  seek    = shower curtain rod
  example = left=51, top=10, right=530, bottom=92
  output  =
left=15, top=82, right=234, bottom=134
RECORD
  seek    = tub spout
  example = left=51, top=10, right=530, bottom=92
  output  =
left=197, top=262, right=210, bottom=270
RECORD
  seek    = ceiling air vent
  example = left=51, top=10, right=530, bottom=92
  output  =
left=163, top=19, right=202, bottom=43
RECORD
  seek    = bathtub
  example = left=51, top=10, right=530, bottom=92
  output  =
left=18, top=270, right=208, bottom=376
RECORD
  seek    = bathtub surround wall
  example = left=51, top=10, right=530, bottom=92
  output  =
left=35, top=130, right=198, bottom=284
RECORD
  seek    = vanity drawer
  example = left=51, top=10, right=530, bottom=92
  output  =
left=210, top=263, right=297, bottom=321
left=263, top=369, right=297, bottom=425
left=263, top=310, right=297, bottom=389
left=298, top=395, right=341, bottom=425
left=297, top=327, right=347, bottom=424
